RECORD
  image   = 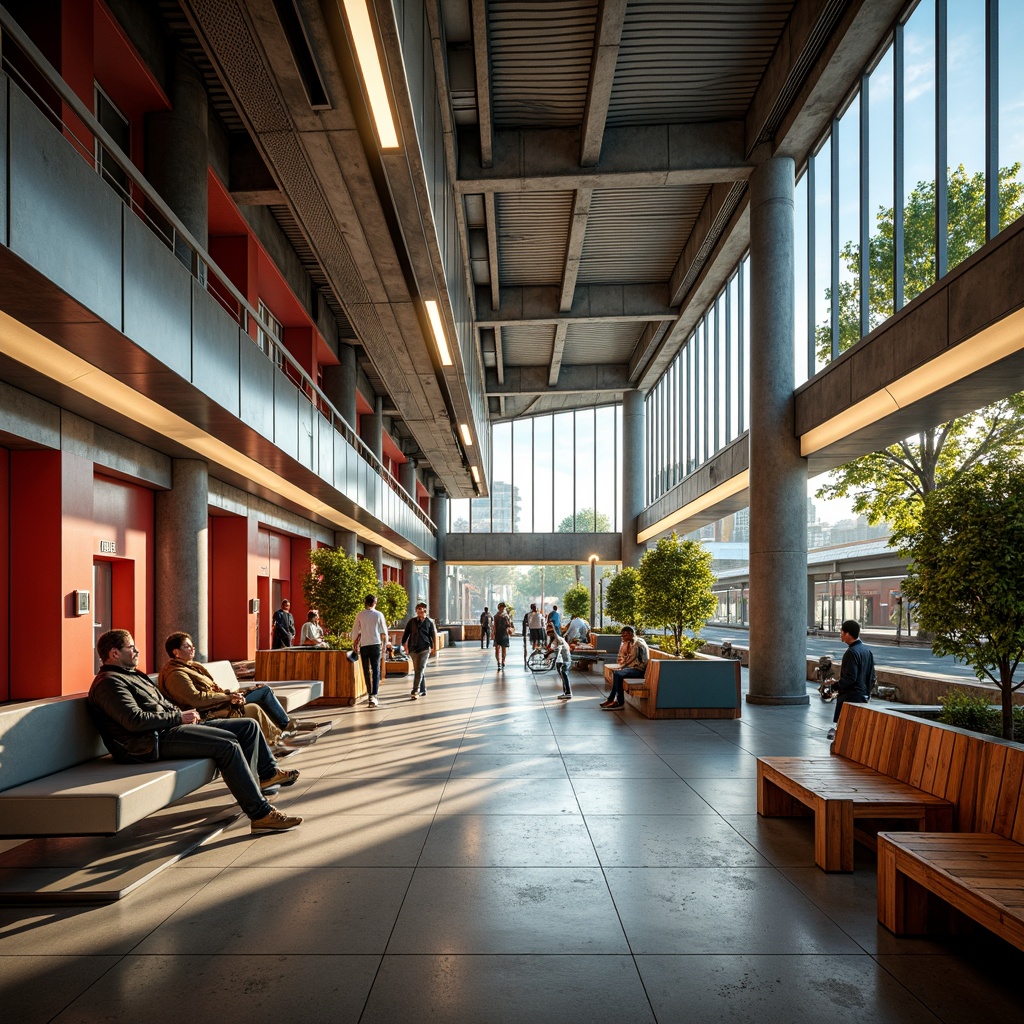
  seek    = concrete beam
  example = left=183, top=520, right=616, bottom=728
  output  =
left=228, top=134, right=283, bottom=205
left=445, top=531, right=622, bottom=565
left=486, top=364, right=630, bottom=396
left=548, top=323, right=567, bottom=387
left=470, top=0, right=493, bottom=167
left=560, top=188, right=593, bottom=312
left=456, top=122, right=751, bottom=193
left=476, top=283, right=675, bottom=326
left=580, top=0, right=628, bottom=166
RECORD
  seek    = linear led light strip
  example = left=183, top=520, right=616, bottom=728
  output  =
left=0, top=310, right=419, bottom=559
left=342, top=0, right=399, bottom=149
left=801, top=305, right=1024, bottom=456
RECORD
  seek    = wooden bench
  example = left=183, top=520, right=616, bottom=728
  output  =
left=603, top=649, right=742, bottom=720
left=757, top=703, right=956, bottom=872
left=876, top=728, right=1024, bottom=951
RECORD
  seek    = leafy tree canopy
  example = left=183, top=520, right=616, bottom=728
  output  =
left=302, top=549, right=379, bottom=641
left=815, top=164, right=1024, bottom=533
left=556, top=508, right=612, bottom=533
left=603, top=566, right=647, bottom=632
left=377, top=581, right=409, bottom=627
left=562, top=582, right=590, bottom=621
left=637, top=534, right=717, bottom=657
left=900, top=462, right=1024, bottom=739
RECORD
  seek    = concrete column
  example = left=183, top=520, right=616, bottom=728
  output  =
left=621, top=389, right=645, bottom=568
left=402, top=559, right=417, bottom=598
left=429, top=492, right=448, bottom=621
left=746, top=156, right=808, bottom=706
left=322, top=344, right=358, bottom=428
left=807, top=575, right=818, bottom=629
left=335, top=530, right=357, bottom=558
left=145, top=55, right=209, bottom=250
left=399, top=457, right=417, bottom=500
left=155, top=459, right=209, bottom=665
left=364, top=543, right=383, bottom=582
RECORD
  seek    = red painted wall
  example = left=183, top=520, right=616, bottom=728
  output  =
left=210, top=513, right=259, bottom=661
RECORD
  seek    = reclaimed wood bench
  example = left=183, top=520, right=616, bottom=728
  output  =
left=876, top=731, right=1024, bottom=951
left=757, top=703, right=957, bottom=871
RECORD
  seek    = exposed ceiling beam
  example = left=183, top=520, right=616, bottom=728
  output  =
left=470, top=0, right=493, bottom=167
left=456, top=122, right=751, bottom=193
left=560, top=188, right=592, bottom=312
left=476, top=283, right=675, bottom=326
left=487, top=364, right=631, bottom=396
left=484, top=191, right=500, bottom=310
left=494, top=323, right=505, bottom=385
left=580, top=0, right=628, bottom=166
left=548, top=322, right=567, bottom=387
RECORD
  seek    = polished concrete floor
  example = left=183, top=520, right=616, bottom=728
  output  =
left=2, top=645, right=1021, bottom=1023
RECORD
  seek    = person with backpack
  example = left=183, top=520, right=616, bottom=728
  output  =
left=601, top=625, right=649, bottom=710
left=479, top=607, right=493, bottom=649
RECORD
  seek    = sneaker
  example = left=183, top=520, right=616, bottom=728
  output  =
left=410, top=691, right=418, bottom=700
left=260, top=768, right=300, bottom=790
left=287, top=719, right=320, bottom=732
left=602, top=702, right=624, bottom=710
left=826, top=727, right=836, bottom=740
left=251, top=807, right=303, bottom=832
left=418, top=691, right=426, bottom=697
left=557, top=693, right=572, bottom=700
left=369, top=696, right=378, bottom=707
left=599, top=699, right=615, bottom=708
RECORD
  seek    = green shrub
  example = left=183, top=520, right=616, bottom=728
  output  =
left=938, top=690, right=999, bottom=736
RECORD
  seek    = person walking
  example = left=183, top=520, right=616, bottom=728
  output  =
left=546, top=623, right=572, bottom=700
left=528, top=604, right=545, bottom=649
left=480, top=607, right=493, bottom=649
left=352, top=593, right=389, bottom=707
left=827, top=619, right=876, bottom=740
left=493, top=602, right=513, bottom=669
left=402, top=602, right=436, bottom=698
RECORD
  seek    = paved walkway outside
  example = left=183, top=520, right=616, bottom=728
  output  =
left=2, top=646, right=1020, bottom=1023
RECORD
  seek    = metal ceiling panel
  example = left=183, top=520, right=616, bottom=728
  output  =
left=489, top=0, right=599, bottom=127
left=607, top=1, right=795, bottom=126
left=561, top=321, right=645, bottom=365
left=501, top=323, right=558, bottom=366
left=496, top=191, right=574, bottom=286
left=578, top=186, right=709, bottom=284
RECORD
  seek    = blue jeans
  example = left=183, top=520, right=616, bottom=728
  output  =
left=244, top=685, right=290, bottom=728
left=410, top=649, right=430, bottom=694
left=609, top=667, right=645, bottom=702
left=556, top=661, right=571, bottom=695
left=360, top=644, right=382, bottom=696
left=155, top=718, right=275, bottom=820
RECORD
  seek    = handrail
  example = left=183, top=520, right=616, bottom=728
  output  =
left=0, top=5, right=435, bottom=534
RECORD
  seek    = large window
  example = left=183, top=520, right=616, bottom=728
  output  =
left=449, top=405, right=622, bottom=533
left=646, top=257, right=750, bottom=503
left=796, top=0, right=1024, bottom=373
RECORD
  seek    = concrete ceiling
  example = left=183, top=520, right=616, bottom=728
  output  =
left=171, top=0, right=904, bottom=487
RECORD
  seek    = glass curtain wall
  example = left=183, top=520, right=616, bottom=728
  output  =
left=448, top=405, right=622, bottom=533
left=645, top=257, right=750, bottom=504
left=796, top=0, right=1024, bottom=375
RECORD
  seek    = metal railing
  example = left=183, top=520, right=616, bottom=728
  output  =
left=0, top=6, right=435, bottom=535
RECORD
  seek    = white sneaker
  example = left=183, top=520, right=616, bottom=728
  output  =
left=369, top=696, right=378, bottom=707
left=557, top=693, right=572, bottom=700
left=410, top=691, right=418, bottom=699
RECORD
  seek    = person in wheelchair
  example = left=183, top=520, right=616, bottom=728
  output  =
left=545, top=623, right=572, bottom=701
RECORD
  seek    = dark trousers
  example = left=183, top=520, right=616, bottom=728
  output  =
left=360, top=644, right=382, bottom=696
left=481, top=627, right=491, bottom=648
left=832, top=691, right=869, bottom=724
left=156, top=718, right=275, bottom=820
left=556, top=661, right=571, bottom=695
left=610, top=667, right=645, bottom=702
left=244, top=685, right=291, bottom=728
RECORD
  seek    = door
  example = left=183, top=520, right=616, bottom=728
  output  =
left=93, top=559, right=113, bottom=672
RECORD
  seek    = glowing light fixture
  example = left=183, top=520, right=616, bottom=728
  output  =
left=637, top=471, right=749, bottom=543
left=471, top=466, right=480, bottom=483
left=341, top=0, right=399, bottom=149
left=424, top=299, right=452, bottom=366
left=459, top=423, right=473, bottom=447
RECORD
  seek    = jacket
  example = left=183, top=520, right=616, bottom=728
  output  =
left=158, top=658, right=239, bottom=719
left=838, top=639, right=876, bottom=699
left=402, top=615, right=436, bottom=653
left=88, top=664, right=184, bottom=762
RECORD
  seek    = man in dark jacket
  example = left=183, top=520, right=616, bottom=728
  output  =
left=828, top=619, right=877, bottom=740
left=403, top=603, right=437, bottom=698
left=272, top=599, right=296, bottom=648
left=88, top=629, right=302, bottom=832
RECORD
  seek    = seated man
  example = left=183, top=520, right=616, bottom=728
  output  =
left=299, top=610, right=330, bottom=648
left=158, top=632, right=318, bottom=751
left=601, top=625, right=649, bottom=710
left=89, top=629, right=302, bottom=832
left=564, top=615, right=591, bottom=646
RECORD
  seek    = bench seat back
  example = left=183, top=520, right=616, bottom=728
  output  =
left=647, top=657, right=741, bottom=709
left=834, top=703, right=1024, bottom=840
left=0, top=695, right=107, bottom=792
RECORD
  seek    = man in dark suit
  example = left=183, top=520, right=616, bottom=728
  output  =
left=828, top=619, right=876, bottom=740
left=272, top=599, right=296, bottom=648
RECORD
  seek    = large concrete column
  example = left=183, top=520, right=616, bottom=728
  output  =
left=746, top=156, right=808, bottom=705
left=399, top=457, right=417, bottom=500
left=621, top=389, right=645, bottom=568
left=402, top=559, right=417, bottom=597
left=145, top=55, right=208, bottom=250
left=335, top=530, right=357, bottom=558
left=155, top=459, right=209, bottom=665
left=429, top=492, right=448, bottom=621
left=364, top=543, right=383, bottom=582
left=322, top=344, right=358, bottom=428
left=362, top=395, right=383, bottom=463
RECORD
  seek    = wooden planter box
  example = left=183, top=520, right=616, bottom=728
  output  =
left=256, top=649, right=366, bottom=706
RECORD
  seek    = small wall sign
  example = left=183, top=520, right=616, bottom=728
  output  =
left=99, top=540, right=117, bottom=554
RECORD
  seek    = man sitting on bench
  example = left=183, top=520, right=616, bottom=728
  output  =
left=88, top=629, right=303, bottom=833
